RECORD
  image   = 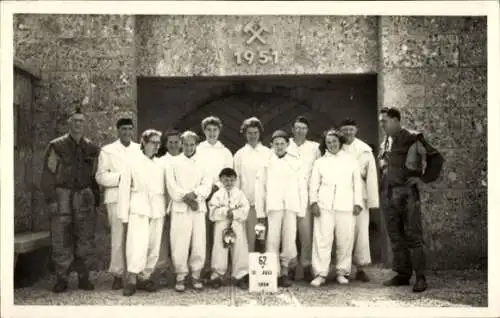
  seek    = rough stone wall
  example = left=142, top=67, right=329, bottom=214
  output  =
left=379, top=16, right=487, bottom=269
left=136, top=15, right=379, bottom=76
left=13, top=15, right=487, bottom=270
left=14, top=14, right=137, bottom=270
left=13, top=70, right=35, bottom=233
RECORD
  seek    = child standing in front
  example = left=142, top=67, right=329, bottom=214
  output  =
left=208, top=168, right=250, bottom=290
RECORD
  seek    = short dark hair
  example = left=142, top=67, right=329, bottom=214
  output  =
left=240, top=117, right=264, bottom=135
left=381, top=107, right=401, bottom=121
left=157, top=129, right=181, bottom=157
left=319, top=129, right=346, bottom=155
left=271, top=130, right=289, bottom=142
left=292, top=116, right=310, bottom=128
left=219, top=167, right=237, bottom=179
left=339, top=117, right=357, bottom=127
left=116, top=117, right=134, bottom=129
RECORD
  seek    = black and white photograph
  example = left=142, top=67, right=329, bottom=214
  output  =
left=1, top=1, right=499, bottom=317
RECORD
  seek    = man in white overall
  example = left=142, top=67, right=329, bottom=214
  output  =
left=339, top=118, right=379, bottom=282
left=96, top=118, right=140, bottom=290
left=287, top=116, right=321, bottom=282
left=255, top=130, right=308, bottom=288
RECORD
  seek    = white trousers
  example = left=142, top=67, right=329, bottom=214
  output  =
left=245, top=206, right=257, bottom=252
left=312, top=209, right=354, bottom=277
left=211, top=221, right=249, bottom=279
left=106, top=203, right=125, bottom=276
left=296, top=205, right=313, bottom=268
left=170, top=210, right=206, bottom=280
left=352, top=201, right=371, bottom=267
left=266, top=210, right=297, bottom=276
left=126, top=214, right=164, bottom=280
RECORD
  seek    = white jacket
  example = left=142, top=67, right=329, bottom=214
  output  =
left=254, top=152, right=308, bottom=218
left=117, top=151, right=167, bottom=223
left=197, top=140, right=233, bottom=188
left=309, top=150, right=363, bottom=212
left=342, top=138, right=379, bottom=209
left=208, top=187, right=250, bottom=223
left=165, top=152, right=212, bottom=214
left=95, top=140, right=141, bottom=204
left=233, top=143, right=272, bottom=206
left=287, top=138, right=321, bottom=182
left=160, top=152, right=181, bottom=214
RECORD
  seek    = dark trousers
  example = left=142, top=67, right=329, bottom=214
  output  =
left=202, top=201, right=215, bottom=277
left=383, top=183, right=426, bottom=278
left=50, top=187, right=96, bottom=280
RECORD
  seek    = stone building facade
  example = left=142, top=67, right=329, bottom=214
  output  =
left=13, top=14, right=487, bottom=270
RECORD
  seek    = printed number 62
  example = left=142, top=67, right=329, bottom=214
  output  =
left=258, top=256, right=267, bottom=266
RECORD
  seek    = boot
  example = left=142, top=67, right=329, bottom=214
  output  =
left=287, top=267, right=296, bottom=281
left=78, top=274, right=95, bottom=291
left=137, top=279, right=157, bottom=292
left=236, top=275, right=249, bottom=290
left=413, top=276, right=428, bottom=293
left=303, top=266, right=314, bottom=283
left=355, top=269, right=371, bottom=282
left=52, top=277, right=68, bottom=293
left=122, top=283, right=136, bottom=296
left=383, top=274, right=411, bottom=287
left=112, top=276, right=123, bottom=290
left=278, top=275, right=292, bottom=288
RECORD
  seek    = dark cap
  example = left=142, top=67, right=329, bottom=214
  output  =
left=340, top=118, right=357, bottom=127
left=116, top=117, right=134, bottom=129
left=271, top=130, right=289, bottom=142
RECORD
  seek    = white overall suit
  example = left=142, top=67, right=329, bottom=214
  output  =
left=165, top=152, right=212, bottom=281
left=309, top=150, right=363, bottom=277
left=254, top=152, right=308, bottom=276
left=233, top=142, right=271, bottom=252
left=117, top=151, right=166, bottom=280
left=95, top=140, right=140, bottom=277
left=287, top=139, right=321, bottom=270
left=343, top=138, right=379, bottom=268
left=208, top=187, right=250, bottom=279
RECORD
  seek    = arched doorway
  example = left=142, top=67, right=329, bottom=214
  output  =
left=137, top=74, right=388, bottom=265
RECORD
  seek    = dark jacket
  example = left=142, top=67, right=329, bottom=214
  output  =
left=41, top=134, right=100, bottom=205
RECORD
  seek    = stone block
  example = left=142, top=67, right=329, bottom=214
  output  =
left=459, top=67, right=487, bottom=107
left=380, top=16, right=465, bottom=37
left=51, top=14, right=89, bottom=38
left=15, top=41, right=57, bottom=73
left=50, top=72, right=92, bottom=119
left=87, top=15, right=134, bottom=38
left=14, top=14, right=57, bottom=43
left=460, top=33, right=487, bottom=67
left=90, top=71, right=136, bottom=112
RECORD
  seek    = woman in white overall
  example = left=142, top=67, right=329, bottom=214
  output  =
left=117, top=129, right=166, bottom=296
left=233, top=117, right=271, bottom=252
left=309, top=129, right=363, bottom=287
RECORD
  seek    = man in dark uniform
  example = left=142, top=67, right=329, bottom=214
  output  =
left=41, top=108, right=101, bottom=293
left=379, top=107, right=428, bottom=293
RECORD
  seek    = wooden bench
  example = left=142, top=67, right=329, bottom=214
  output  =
left=14, top=231, right=51, bottom=269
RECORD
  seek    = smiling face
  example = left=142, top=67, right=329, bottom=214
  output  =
left=272, top=137, right=288, bottom=157
left=340, top=125, right=357, bottom=144
left=118, top=125, right=134, bottom=145
left=182, top=136, right=197, bottom=157
left=166, top=134, right=182, bottom=155
left=245, top=126, right=261, bottom=146
left=204, top=124, right=220, bottom=143
left=292, top=121, right=308, bottom=140
left=143, top=134, right=161, bottom=158
left=69, top=113, right=85, bottom=136
left=325, top=133, right=341, bottom=154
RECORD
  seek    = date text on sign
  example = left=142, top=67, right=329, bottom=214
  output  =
left=248, top=252, right=278, bottom=293
left=234, top=50, right=279, bottom=66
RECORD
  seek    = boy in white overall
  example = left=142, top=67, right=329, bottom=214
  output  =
left=166, top=131, right=212, bottom=292
left=208, top=168, right=250, bottom=290
left=254, top=130, right=308, bottom=288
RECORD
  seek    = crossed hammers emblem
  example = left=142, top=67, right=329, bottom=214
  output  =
left=243, top=22, right=268, bottom=45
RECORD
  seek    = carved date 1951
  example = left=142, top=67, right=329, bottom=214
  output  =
left=234, top=50, right=279, bottom=65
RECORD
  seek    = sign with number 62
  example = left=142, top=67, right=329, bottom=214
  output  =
left=234, top=50, right=279, bottom=65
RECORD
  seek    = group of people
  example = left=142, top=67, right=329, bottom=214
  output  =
left=40, top=106, right=431, bottom=298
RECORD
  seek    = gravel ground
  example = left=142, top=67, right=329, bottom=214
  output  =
left=14, top=266, right=487, bottom=307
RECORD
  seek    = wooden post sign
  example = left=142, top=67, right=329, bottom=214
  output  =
left=248, top=252, right=278, bottom=293
left=234, top=22, right=279, bottom=66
